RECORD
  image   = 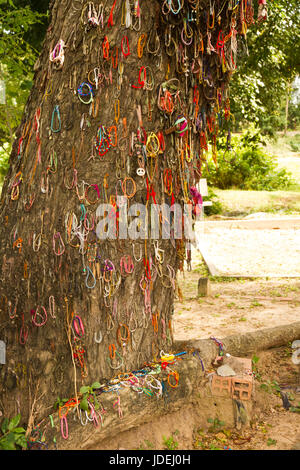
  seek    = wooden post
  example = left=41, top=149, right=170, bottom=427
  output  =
left=198, top=277, right=211, bottom=297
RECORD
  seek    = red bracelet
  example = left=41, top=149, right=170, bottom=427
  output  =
left=121, top=36, right=130, bottom=57
left=143, top=258, right=152, bottom=280
left=111, top=46, right=118, bottom=68
left=108, top=0, right=117, bottom=27
left=137, top=126, right=147, bottom=144
left=157, top=131, right=165, bottom=152
left=131, top=66, right=146, bottom=89
left=102, top=36, right=110, bottom=59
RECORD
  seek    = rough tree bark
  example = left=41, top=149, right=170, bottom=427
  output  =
left=0, top=0, right=257, bottom=432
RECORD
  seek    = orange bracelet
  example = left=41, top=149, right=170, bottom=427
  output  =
left=152, top=312, right=159, bottom=334
left=108, top=125, right=118, bottom=147
left=117, top=323, right=130, bottom=346
left=109, top=344, right=116, bottom=360
left=114, top=99, right=120, bottom=124
left=103, top=36, right=110, bottom=59
left=137, top=34, right=147, bottom=58
left=121, top=177, right=136, bottom=199
left=111, top=46, right=118, bottom=68
left=24, top=261, right=28, bottom=279
left=167, top=370, right=179, bottom=388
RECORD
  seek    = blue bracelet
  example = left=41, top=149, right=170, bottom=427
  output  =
left=77, top=82, right=94, bottom=104
left=51, top=105, right=61, bottom=133
left=85, top=265, right=96, bottom=289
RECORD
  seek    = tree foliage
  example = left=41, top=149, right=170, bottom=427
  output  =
left=0, top=0, right=48, bottom=162
left=0, top=0, right=299, bottom=179
left=230, top=0, right=300, bottom=134
left=203, top=127, right=294, bottom=190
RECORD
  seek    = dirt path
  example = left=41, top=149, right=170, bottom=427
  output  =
left=174, top=274, right=300, bottom=341
left=97, top=277, right=299, bottom=451
left=193, top=346, right=300, bottom=451
left=173, top=274, right=300, bottom=451
left=193, top=219, right=300, bottom=277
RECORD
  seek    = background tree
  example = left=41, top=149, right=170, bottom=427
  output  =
left=230, top=0, right=300, bottom=135
left=0, top=0, right=48, bottom=174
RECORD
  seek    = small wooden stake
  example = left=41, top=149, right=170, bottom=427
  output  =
left=198, top=277, right=211, bottom=297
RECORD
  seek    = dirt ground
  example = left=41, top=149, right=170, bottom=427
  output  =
left=192, top=346, right=300, bottom=451
left=174, top=273, right=300, bottom=341
left=99, top=344, right=300, bottom=452
left=98, top=275, right=300, bottom=452
left=172, top=273, right=300, bottom=451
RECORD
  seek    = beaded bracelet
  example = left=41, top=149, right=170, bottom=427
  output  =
left=94, top=330, right=103, bottom=344
left=169, top=0, right=182, bottom=15
left=8, top=300, right=17, bottom=320
left=137, top=33, right=147, bottom=58
left=49, top=295, right=56, bottom=319
left=167, top=370, right=179, bottom=388
left=121, top=177, right=137, bottom=199
left=32, top=232, right=42, bottom=252
left=117, top=323, right=130, bottom=347
left=85, top=184, right=100, bottom=205
left=121, top=35, right=130, bottom=57
left=120, top=255, right=134, bottom=276
left=77, top=82, right=94, bottom=104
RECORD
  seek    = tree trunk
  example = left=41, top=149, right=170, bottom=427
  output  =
left=175, top=321, right=300, bottom=364
left=0, top=0, right=253, bottom=430
left=284, top=81, right=291, bottom=135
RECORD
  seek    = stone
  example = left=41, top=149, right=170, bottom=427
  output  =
left=217, top=365, right=236, bottom=377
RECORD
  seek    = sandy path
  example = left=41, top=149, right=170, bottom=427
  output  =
left=174, top=274, right=300, bottom=341
left=193, top=224, right=300, bottom=277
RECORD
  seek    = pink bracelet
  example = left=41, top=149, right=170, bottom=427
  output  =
left=60, top=416, right=68, bottom=440
left=84, top=212, right=95, bottom=232
left=89, top=402, right=100, bottom=428
left=120, top=255, right=134, bottom=275
left=72, top=316, right=84, bottom=338
left=32, top=306, right=47, bottom=327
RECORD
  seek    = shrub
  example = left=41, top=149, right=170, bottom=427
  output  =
left=288, top=134, right=300, bottom=153
left=0, top=146, right=10, bottom=185
left=0, top=414, right=27, bottom=450
left=203, top=127, right=294, bottom=191
left=202, top=187, right=223, bottom=216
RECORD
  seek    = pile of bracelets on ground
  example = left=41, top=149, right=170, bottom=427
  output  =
left=26, top=351, right=188, bottom=448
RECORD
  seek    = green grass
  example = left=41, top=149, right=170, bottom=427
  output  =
left=266, top=132, right=300, bottom=190
left=214, top=188, right=300, bottom=216
left=265, top=132, right=300, bottom=158
left=210, top=132, right=300, bottom=217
